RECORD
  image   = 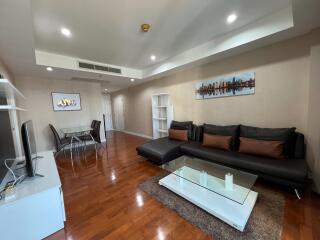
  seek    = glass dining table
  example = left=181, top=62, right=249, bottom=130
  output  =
left=60, top=126, right=96, bottom=159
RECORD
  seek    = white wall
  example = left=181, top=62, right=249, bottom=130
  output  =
left=307, top=44, right=320, bottom=192
left=15, top=76, right=105, bottom=151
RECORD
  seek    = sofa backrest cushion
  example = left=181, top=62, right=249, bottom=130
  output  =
left=168, top=129, right=188, bottom=141
left=240, top=125, right=296, bottom=158
left=202, top=133, right=232, bottom=151
left=203, top=124, right=240, bottom=151
left=239, top=137, right=285, bottom=159
left=294, top=132, right=305, bottom=159
left=170, top=121, right=194, bottom=140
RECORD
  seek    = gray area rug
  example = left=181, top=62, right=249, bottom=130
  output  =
left=139, top=174, right=284, bottom=240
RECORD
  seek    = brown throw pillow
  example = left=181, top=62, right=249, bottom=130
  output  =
left=239, top=137, right=285, bottom=159
left=169, top=129, right=188, bottom=141
left=202, top=133, right=232, bottom=151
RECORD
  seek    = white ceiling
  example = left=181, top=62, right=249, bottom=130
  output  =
left=0, top=0, right=320, bottom=92
left=32, top=0, right=290, bottom=69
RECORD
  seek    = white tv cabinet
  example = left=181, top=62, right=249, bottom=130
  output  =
left=0, top=151, right=65, bottom=240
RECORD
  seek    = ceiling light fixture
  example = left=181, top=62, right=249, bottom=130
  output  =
left=46, top=67, right=53, bottom=71
left=104, top=88, right=108, bottom=91
left=227, top=14, right=237, bottom=24
left=130, top=78, right=135, bottom=82
left=61, top=27, right=72, bottom=37
left=150, top=55, right=156, bottom=61
left=141, top=23, right=151, bottom=33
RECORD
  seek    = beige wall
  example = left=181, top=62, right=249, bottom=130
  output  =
left=112, top=29, right=320, bottom=187
left=15, top=77, right=105, bottom=151
left=112, top=31, right=320, bottom=136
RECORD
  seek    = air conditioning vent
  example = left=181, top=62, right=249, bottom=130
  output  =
left=78, top=61, right=122, bottom=74
left=108, top=67, right=122, bottom=74
left=79, top=62, right=94, bottom=70
left=94, top=65, right=109, bottom=72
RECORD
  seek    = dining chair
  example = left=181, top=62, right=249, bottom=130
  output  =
left=49, top=124, right=72, bottom=157
left=80, top=120, right=102, bottom=144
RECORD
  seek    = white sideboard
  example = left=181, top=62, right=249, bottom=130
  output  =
left=0, top=151, right=65, bottom=240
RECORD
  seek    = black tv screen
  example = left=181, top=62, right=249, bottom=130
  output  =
left=21, top=120, right=37, bottom=177
left=0, top=110, right=16, bottom=184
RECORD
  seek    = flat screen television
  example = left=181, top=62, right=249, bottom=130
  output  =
left=21, top=120, right=37, bottom=177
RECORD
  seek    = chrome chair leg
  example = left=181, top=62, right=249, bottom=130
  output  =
left=63, top=147, right=66, bottom=158
left=70, top=136, right=75, bottom=159
left=89, top=134, right=97, bottom=152
left=294, top=189, right=301, bottom=200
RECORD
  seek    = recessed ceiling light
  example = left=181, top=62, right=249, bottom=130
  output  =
left=227, top=14, right=237, bottom=24
left=46, top=67, right=53, bottom=71
left=150, top=55, right=156, bottom=61
left=61, top=27, right=72, bottom=37
left=130, top=78, right=135, bottom=82
left=104, top=88, right=108, bottom=91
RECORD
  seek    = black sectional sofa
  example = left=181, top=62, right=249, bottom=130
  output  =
left=136, top=121, right=308, bottom=195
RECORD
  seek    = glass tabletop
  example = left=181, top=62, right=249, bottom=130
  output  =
left=60, top=126, right=92, bottom=135
left=160, top=155, right=258, bottom=204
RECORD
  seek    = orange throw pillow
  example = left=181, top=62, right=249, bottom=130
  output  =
left=169, top=129, right=188, bottom=141
left=202, top=133, right=232, bottom=151
left=239, top=137, right=285, bottom=159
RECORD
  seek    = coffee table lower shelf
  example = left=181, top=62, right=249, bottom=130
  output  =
left=159, top=173, right=258, bottom=232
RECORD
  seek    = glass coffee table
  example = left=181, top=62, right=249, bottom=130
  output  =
left=159, top=155, right=258, bottom=232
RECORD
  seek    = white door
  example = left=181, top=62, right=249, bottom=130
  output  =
left=104, top=94, right=113, bottom=130
left=114, top=96, right=124, bottom=131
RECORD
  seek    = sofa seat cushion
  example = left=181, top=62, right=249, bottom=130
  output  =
left=136, top=137, right=184, bottom=164
left=180, top=141, right=307, bottom=183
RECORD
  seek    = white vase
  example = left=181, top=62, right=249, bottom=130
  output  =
left=225, top=173, right=233, bottom=191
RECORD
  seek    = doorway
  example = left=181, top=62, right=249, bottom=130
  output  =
left=113, top=96, right=124, bottom=131
left=103, top=94, right=113, bottom=131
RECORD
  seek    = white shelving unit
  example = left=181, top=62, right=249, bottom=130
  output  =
left=0, top=79, right=26, bottom=157
left=152, top=93, right=173, bottom=139
left=0, top=79, right=26, bottom=111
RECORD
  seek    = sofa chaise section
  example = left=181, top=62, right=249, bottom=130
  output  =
left=136, top=137, right=184, bottom=164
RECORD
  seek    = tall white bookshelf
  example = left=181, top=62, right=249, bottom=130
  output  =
left=152, top=93, right=173, bottom=139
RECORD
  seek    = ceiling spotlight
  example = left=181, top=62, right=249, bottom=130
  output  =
left=46, top=67, right=53, bottom=71
left=104, top=88, right=108, bottom=91
left=130, top=78, right=135, bottom=82
left=61, top=27, right=72, bottom=37
left=150, top=55, right=156, bottom=61
left=227, top=14, right=237, bottom=24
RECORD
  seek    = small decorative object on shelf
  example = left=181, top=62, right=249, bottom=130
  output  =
left=225, top=172, right=234, bottom=191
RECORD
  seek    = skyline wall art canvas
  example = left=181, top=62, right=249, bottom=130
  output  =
left=52, top=92, right=82, bottom=111
left=195, top=72, right=255, bottom=100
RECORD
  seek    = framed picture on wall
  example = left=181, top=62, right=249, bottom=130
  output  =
left=51, top=92, right=82, bottom=111
left=195, top=72, right=255, bottom=100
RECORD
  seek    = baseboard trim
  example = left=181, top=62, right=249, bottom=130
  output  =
left=117, top=130, right=153, bottom=139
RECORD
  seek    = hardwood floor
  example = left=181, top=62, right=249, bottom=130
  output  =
left=46, top=131, right=320, bottom=240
